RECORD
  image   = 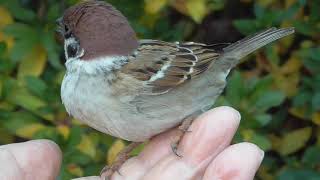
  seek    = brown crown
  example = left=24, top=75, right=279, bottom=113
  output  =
left=62, top=0, right=139, bottom=60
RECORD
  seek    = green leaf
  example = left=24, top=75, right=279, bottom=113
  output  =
left=2, top=111, right=39, bottom=134
left=1, top=0, right=36, bottom=21
left=302, top=145, right=320, bottom=167
left=34, top=127, right=62, bottom=142
left=47, top=3, right=61, bottom=21
left=226, top=71, right=243, bottom=105
left=277, top=169, right=320, bottom=180
left=3, top=23, right=37, bottom=39
left=41, top=31, right=63, bottom=69
left=9, top=39, right=37, bottom=62
left=3, top=23, right=39, bottom=61
left=277, top=127, right=312, bottom=155
left=25, top=76, right=48, bottom=97
left=294, top=21, right=319, bottom=36
left=66, top=150, right=92, bottom=166
left=255, top=91, right=285, bottom=112
left=6, top=87, right=46, bottom=111
left=233, top=19, right=258, bottom=35
left=0, top=42, right=6, bottom=55
left=255, top=114, right=272, bottom=126
left=65, top=126, right=84, bottom=153
left=249, top=76, right=273, bottom=102
left=311, top=92, right=320, bottom=111
left=293, top=91, right=312, bottom=107
left=251, top=133, right=272, bottom=151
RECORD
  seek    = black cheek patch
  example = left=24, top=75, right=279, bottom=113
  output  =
left=67, top=44, right=78, bottom=58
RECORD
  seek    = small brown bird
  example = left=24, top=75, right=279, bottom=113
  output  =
left=57, top=1, right=294, bottom=179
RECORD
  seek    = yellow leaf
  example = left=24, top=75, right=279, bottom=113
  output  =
left=285, top=0, right=297, bottom=8
left=67, top=164, right=83, bottom=177
left=0, top=6, right=13, bottom=27
left=107, top=139, right=125, bottom=165
left=312, top=112, right=320, bottom=126
left=77, top=135, right=96, bottom=158
left=257, top=165, right=274, bottom=180
left=277, top=127, right=312, bottom=155
left=280, top=55, right=302, bottom=74
left=289, top=107, right=307, bottom=120
left=0, top=101, right=15, bottom=111
left=241, top=129, right=254, bottom=141
left=257, top=0, right=276, bottom=6
left=186, top=0, right=208, bottom=23
left=15, top=123, right=46, bottom=139
left=269, top=134, right=282, bottom=151
left=7, top=87, right=46, bottom=111
left=171, top=0, right=188, bottom=16
left=145, top=0, right=168, bottom=14
left=270, top=53, right=301, bottom=97
left=0, top=127, right=14, bottom=144
left=0, top=6, right=14, bottom=50
left=57, top=125, right=70, bottom=140
left=18, top=45, right=47, bottom=78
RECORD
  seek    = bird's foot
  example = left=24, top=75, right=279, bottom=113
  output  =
left=171, top=116, right=194, bottom=157
left=100, top=142, right=141, bottom=180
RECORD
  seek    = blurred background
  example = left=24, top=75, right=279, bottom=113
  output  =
left=0, top=0, right=319, bottom=179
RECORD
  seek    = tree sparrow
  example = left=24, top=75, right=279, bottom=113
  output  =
left=57, top=1, right=294, bottom=179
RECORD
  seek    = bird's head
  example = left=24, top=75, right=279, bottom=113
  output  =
left=56, top=0, right=138, bottom=61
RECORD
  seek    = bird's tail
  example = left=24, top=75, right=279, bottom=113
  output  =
left=221, top=27, right=294, bottom=62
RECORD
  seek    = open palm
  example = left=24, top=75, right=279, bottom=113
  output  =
left=0, top=107, right=264, bottom=180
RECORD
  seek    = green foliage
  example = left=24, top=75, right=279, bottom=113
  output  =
left=0, top=0, right=319, bottom=179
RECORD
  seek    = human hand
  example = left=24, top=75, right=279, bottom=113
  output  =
left=0, top=106, right=264, bottom=180
left=0, top=139, right=61, bottom=180
left=75, top=106, right=265, bottom=180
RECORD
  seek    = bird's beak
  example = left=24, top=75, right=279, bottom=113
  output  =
left=56, top=17, right=63, bottom=26
left=55, top=17, right=64, bottom=35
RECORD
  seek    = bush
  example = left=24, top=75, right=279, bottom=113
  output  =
left=0, top=0, right=319, bottom=179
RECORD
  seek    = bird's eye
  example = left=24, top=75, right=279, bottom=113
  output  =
left=67, top=43, right=78, bottom=59
left=64, top=25, right=69, bottom=32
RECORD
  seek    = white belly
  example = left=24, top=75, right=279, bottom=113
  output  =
left=61, top=58, right=228, bottom=142
left=61, top=72, right=183, bottom=142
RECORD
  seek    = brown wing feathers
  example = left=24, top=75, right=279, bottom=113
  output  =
left=121, top=40, right=220, bottom=93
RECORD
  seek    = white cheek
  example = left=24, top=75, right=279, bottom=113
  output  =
left=65, top=56, right=129, bottom=75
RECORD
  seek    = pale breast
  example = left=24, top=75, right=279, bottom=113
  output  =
left=61, top=71, right=180, bottom=141
left=60, top=56, right=228, bottom=142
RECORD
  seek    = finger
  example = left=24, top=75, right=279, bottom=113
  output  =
left=142, top=106, right=241, bottom=179
left=0, top=148, right=25, bottom=179
left=0, top=140, right=62, bottom=180
left=112, top=128, right=182, bottom=179
left=203, top=142, right=264, bottom=180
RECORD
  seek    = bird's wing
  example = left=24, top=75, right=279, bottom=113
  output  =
left=120, top=40, right=222, bottom=94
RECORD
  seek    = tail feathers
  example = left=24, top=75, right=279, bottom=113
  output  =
left=223, top=27, right=295, bottom=59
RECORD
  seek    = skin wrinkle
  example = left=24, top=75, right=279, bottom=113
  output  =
left=0, top=148, right=26, bottom=180
left=139, top=107, right=241, bottom=180
left=181, top=107, right=241, bottom=165
left=0, top=140, right=61, bottom=180
left=204, top=143, right=264, bottom=180
left=137, top=129, right=180, bottom=168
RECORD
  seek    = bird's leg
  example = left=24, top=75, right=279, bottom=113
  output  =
left=100, top=142, right=142, bottom=180
left=171, top=116, right=195, bottom=157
